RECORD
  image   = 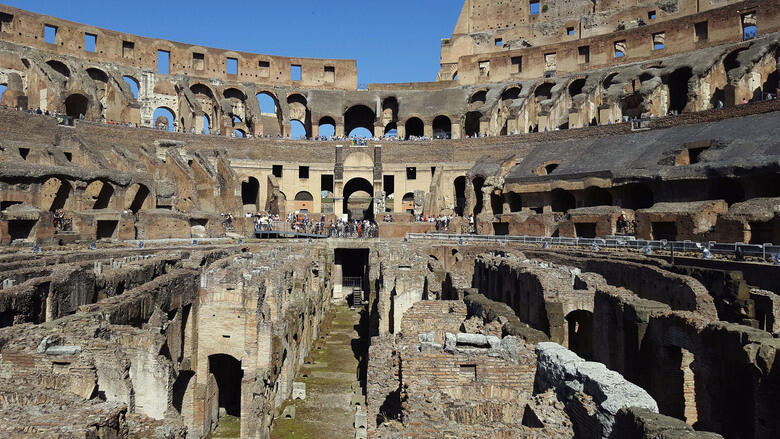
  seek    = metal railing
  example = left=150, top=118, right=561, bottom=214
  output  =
left=343, top=277, right=363, bottom=288
left=405, top=233, right=780, bottom=260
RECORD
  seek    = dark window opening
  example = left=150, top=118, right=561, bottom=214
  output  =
left=122, top=41, right=134, bottom=58
left=667, top=67, right=692, bottom=114
left=652, top=222, right=677, bottom=241
left=582, top=186, right=612, bottom=207
left=383, top=175, right=394, bottom=210
left=431, top=166, right=436, bottom=176
left=96, top=220, right=118, bottom=239
left=157, top=50, right=170, bottom=75
left=511, top=56, right=522, bottom=73
left=575, top=223, right=597, bottom=238
left=64, top=152, right=72, bottom=162
left=324, top=65, right=335, bottom=82
left=208, top=354, right=243, bottom=417
left=566, top=310, right=593, bottom=360
left=258, top=60, right=270, bottom=77
left=688, top=147, right=708, bottom=164
left=545, top=163, right=558, bottom=175
left=8, top=220, right=35, bottom=241
left=0, top=13, right=13, bottom=33
left=227, top=57, right=238, bottom=75
left=694, top=21, right=708, bottom=42
left=749, top=222, right=773, bottom=245
left=299, top=166, right=309, bottom=179
left=550, top=189, right=575, bottom=213
left=507, top=193, right=522, bottom=212
left=84, top=33, right=96, bottom=52
left=454, top=176, right=466, bottom=216
left=459, top=364, right=477, bottom=380
left=495, top=38, right=503, bottom=46
left=493, top=223, right=509, bottom=235
left=1, top=201, right=22, bottom=210
left=18, top=148, right=29, bottom=160
left=566, top=27, right=574, bottom=36
left=473, top=177, right=485, bottom=215
left=321, top=174, right=334, bottom=195
left=192, top=52, right=204, bottom=70
left=578, top=46, right=590, bottom=64
left=406, top=167, right=417, bottom=180
left=648, top=10, right=656, bottom=20
left=291, top=64, right=302, bottom=81
left=241, top=177, right=259, bottom=206
left=272, top=165, right=283, bottom=178
left=44, top=24, right=57, bottom=44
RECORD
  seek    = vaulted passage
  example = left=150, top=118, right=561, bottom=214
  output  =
left=209, top=353, right=243, bottom=416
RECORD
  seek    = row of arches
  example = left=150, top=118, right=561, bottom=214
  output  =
left=39, top=177, right=150, bottom=213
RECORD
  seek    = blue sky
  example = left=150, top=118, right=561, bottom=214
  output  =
left=4, top=0, right=461, bottom=84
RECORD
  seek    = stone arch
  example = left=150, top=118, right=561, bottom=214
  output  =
left=125, top=183, right=150, bottom=213
left=501, top=86, right=522, bottom=102
left=294, top=191, right=314, bottom=213
left=41, top=177, right=72, bottom=211
left=287, top=93, right=310, bottom=137
left=86, top=67, right=108, bottom=83
left=64, top=93, right=88, bottom=118
left=404, top=116, right=424, bottom=139
left=433, top=115, right=451, bottom=139
left=620, top=94, right=645, bottom=119
left=568, top=77, right=586, bottom=97
left=318, top=116, right=336, bottom=138
left=344, top=105, right=375, bottom=137
left=223, top=87, right=246, bottom=101
left=85, top=180, right=114, bottom=210
left=582, top=186, right=613, bottom=207
left=153, top=106, right=176, bottom=131
left=343, top=177, right=374, bottom=220
left=603, top=72, right=620, bottom=89
left=46, top=60, right=70, bottom=78
left=535, top=161, right=560, bottom=176
left=533, top=82, right=554, bottom=101
left=469, top=89, right=487, bottom=105
left=122, top=75, right=140, bottom=100
left=381, top=96, right=398, bottom=124
left=550, top=189, right=575, bottom=213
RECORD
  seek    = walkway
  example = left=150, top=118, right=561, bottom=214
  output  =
left=271, top=305, right=366, bottom=439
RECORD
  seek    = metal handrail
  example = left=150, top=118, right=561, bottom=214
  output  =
left=404, top=233, right=780, bottom=260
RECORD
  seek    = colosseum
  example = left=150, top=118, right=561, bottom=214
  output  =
left=0, top=1, right=778, bottom=438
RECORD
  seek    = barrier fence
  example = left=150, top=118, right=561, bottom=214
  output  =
left=404, top=233, right=780, bottom=260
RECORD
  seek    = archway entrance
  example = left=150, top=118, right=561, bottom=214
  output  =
left=65, top=94, right=88, bottom=118
left=343, top=178, right=374, bottom=220
left=241, top=177, right=259, bottom=210
left=209, top=354, right=243, bottom=425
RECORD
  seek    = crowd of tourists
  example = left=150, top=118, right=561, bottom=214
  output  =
left=415, top=213, right=454, bottom=232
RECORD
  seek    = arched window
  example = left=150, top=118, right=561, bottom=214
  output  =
left=46, top=60, right=70, bottom=78
left=568, top=78, right=586, bottom=97
left=344, top=105, right=375, bottom=137
left=405, top=117, right=424, bottom=139
left=256, top=92, right=277, bottom=114
left=318, top=116, right=335, bottom=138
left=666, top=67, right=693, bottom=114
left=0, top=84, right=7, bottom=104
left=153, top=107, right=176, bottom=131
left=290, top=120, right=306, bottom=139
left=123, top=76, right=139, bottom=100
left=202, top=115, right=210, bottom=134
left=534, top=82, right=554, bottom=101
left=65, top=94, right=88, bottom=118
left=582, top=187, right=612, bottom=207
left=433, top=116, right=451, bottom=139
left=470, top=90, right=487, bottom=105
left=242, top=177, right=259, bottom=207
left=384, top=122, right=397, bottom=138
left=550, top=189, right=575, bottom=213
